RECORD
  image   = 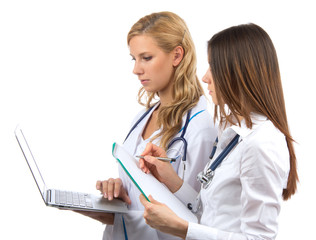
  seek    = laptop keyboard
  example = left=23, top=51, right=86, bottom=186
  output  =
left=54, top=190, right=93, bottom=208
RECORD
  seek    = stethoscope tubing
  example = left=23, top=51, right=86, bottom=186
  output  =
left=124, top=104, right=196, bottom=163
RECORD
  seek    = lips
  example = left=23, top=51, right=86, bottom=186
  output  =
left=140, top=79, right=150, bottom=85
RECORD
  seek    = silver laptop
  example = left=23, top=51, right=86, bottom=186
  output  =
left=15, top=126, right=128, bottom=213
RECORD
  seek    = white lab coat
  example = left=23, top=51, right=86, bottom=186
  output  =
left=174, top=113, right=290, bottom=240
left=103, top=96, right=217, bottom=240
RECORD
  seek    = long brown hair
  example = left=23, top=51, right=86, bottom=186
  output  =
left=208, top=23, right=298, bottom=200
left=127, top=12, right=204, bottom=149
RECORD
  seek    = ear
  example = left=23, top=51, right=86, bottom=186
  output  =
left=172, top=46, right=184, bottom=67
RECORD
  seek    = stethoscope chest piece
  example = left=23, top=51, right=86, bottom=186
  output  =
left=197, top=134, right=240, bottom=190
left=197, top=168, right=214, bottom=189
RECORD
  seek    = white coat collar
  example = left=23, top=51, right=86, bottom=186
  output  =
left=219, top=113, right=268, bottom=143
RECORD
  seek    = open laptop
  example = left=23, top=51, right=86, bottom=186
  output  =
left=15, top=125, right=128, bottom=213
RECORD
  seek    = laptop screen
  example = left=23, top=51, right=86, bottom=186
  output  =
left=15, top=126, right=47, bottom=203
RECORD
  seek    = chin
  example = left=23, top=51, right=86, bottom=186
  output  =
left=143, top=86, right=158, bottom=93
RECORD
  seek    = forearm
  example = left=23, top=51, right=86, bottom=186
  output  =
left=73, top=210, right=114, bottom=224
left=166, top=216, right=188, bottom=239
left=163, top=176, right=183, bottom=193
left=93, top=212, right=114, bottom=224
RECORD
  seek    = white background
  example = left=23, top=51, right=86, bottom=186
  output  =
left=0, top=0, right=315, bottom=239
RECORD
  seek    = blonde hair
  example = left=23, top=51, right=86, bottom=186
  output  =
left=127, top=11, right=204, bottom=149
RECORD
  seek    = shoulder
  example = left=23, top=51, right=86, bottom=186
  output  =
left=130, top=108, right=148, bottom=126
left=244, top=120, right=286, bottom=150
left=130, top=104, right=158, bottom=126
left=240, top=119, right=290, bottom=179
left=187, top=96, right=217, bottom=134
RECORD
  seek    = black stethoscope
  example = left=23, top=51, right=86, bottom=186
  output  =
left=124, top=103, right=204, bottom=163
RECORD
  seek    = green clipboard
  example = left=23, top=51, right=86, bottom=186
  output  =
left=111, top=142, right=198, bottom=223
left=112, top=142, right=150, bottom=202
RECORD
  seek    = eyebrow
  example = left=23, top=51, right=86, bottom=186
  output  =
left=130, top=52, right=152, bottom=58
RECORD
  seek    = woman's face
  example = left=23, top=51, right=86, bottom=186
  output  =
left=202, top=67, right=218, bottom=105
left=129, top=35, right=176, bottom=95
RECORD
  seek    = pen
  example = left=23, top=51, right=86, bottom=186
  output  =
left=136, top=155, right=176, bottom=163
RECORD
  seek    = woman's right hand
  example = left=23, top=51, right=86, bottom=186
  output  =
left=96, top=178, right=131, bottom=205
left=139, top=142, right=183, bottom=193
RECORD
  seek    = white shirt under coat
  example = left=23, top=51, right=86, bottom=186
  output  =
left=175, top=113, right=290, bottom=240
left=103, top=96, right=218, bottom=240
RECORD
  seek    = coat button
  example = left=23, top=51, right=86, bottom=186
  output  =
left=187, top=203, right=192, bottom=210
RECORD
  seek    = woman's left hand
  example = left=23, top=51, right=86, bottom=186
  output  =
left=139, top=194, right=188, bottom=239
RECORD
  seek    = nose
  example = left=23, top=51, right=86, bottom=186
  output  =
left=133, top=60, right=143, bottom=76
left=202, top=68, right=211, bottom=84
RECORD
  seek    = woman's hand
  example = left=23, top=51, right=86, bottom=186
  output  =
left=71, top=178, right=131, bottom=224
left=96, top=178, right=131, bottom=205
left=139, top=194, right=188, bottom=239
left=139, top=142, right=183, bottom=193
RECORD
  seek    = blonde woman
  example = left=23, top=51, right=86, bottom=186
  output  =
left=77, top=12, right=217, bottom=239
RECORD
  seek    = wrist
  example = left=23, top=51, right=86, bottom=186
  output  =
left=173, top=217, right=188, bottom=239
left=166, top=178, right=183, bottom=193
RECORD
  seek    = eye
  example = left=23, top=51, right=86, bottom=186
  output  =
left=143, top=56, right=152, bottom=61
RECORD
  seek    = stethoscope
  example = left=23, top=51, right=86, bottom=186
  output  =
left=122, top=104, right=204, bottom=239
left=197, top=134, right=240, bottom=189
left=191, top=133, right=240, bottom=213
left=124, top=103, right=205, bottom=166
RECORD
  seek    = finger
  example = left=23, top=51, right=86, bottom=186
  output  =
left=139, top=158, right=150, bottom=173
left=143, top=155, right=161, bottom=170
left=107, top=178, right=115, bottom=200
left=141, top=156, right=157, bottom=174
left=139, top=194, right=150, bottom=207
left=142, top=142, right=167, bottom=158
left=114, top=178, right=122, bottom=198
left=97, top=180, right=108, bottom=198
left=96, top=181, right=102, bottom=191
left=139, top=158, right=145, bottom=171
left=141, top=142, right=154, bottom=156
left=148, top=194, right=155, bottom=202
left=148, top=195, right=161, bottom=205
left=120, top=189, right=132, bottom=205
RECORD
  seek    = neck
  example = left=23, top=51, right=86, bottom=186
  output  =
left=237, top=115, right=244, bottom=122
left=159, top=94, right=173, bottom=107
left=158, top=83, right=174, bottom=107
